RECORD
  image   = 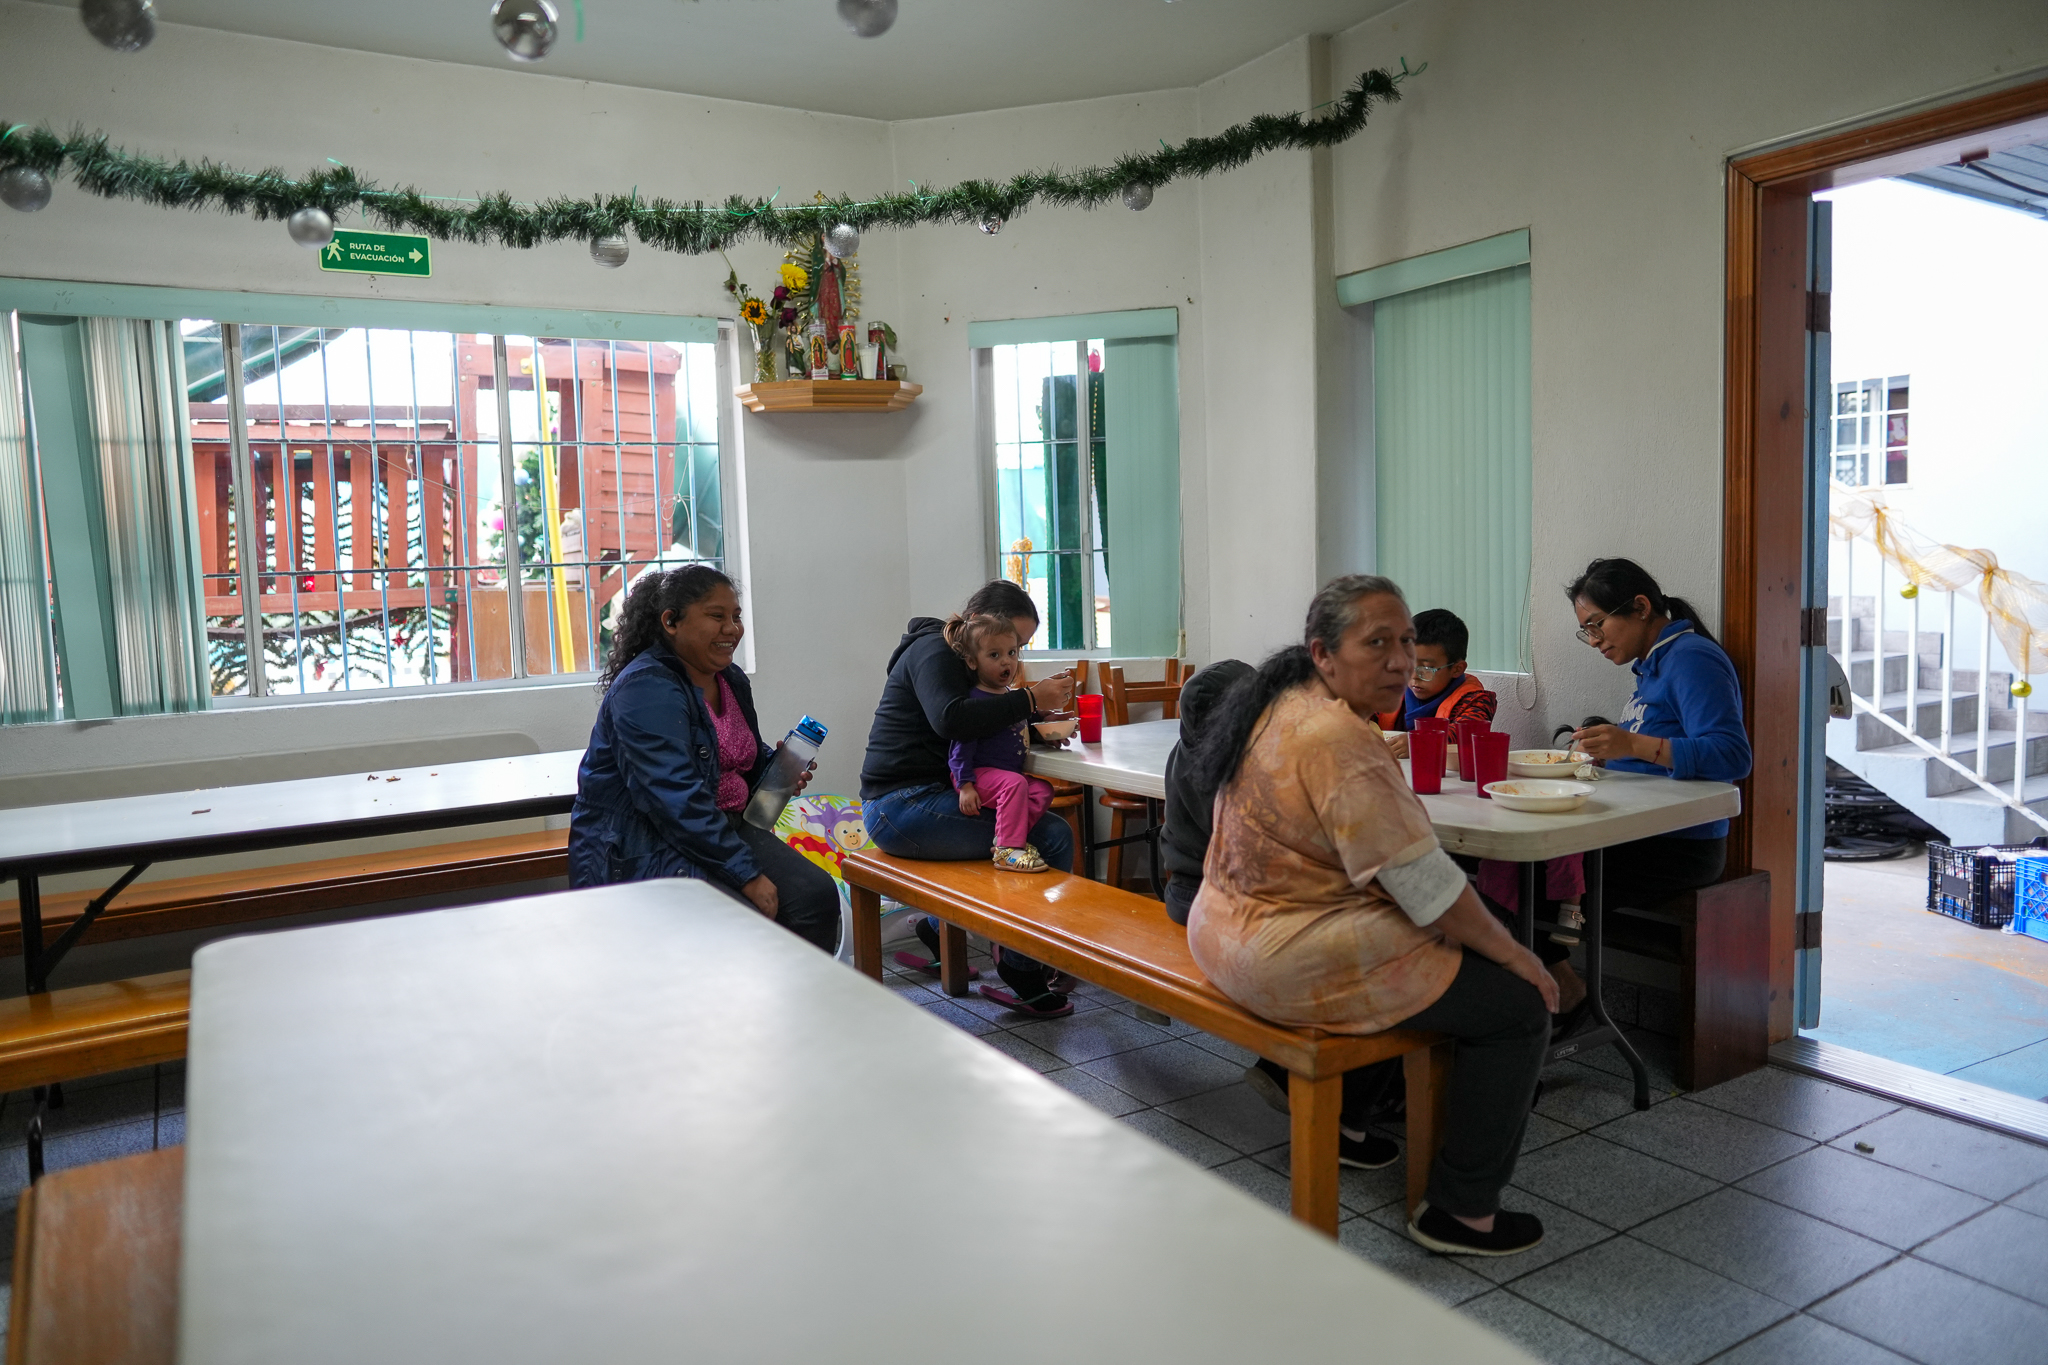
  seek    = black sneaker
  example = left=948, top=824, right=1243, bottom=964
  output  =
left=1406, top=1202, right=1545, bottom=1256
left=1338, top=1130, right=1399, bottom=1169
left=1244, top=1060, right=1291, bottom=1115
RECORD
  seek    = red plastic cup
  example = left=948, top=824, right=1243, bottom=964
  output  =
left=1473, top=731, right=1511, bottom=797
left=1076, top=693, right=1104, bottom=744
left=1454, top=718, right=1488, bottom=782
left=1414, top=715, right=1449, bottom=735
left=1409, top=729, right=1445, bottom=795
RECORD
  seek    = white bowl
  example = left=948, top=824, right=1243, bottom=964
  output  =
left=1032, top=717, right=1078, bottom=744
left=1483, top=779, right=1594, bottom=813
left=1507, top=749, right=1591, bottom=778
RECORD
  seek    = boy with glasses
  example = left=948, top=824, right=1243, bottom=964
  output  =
left=1376, top=608, right=1496, bottom=760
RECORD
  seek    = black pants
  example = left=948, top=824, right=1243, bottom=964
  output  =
left=1393, top=950, right=1550, bottom=1218
left=1163, top=875, right=1198, bottom=927
left=719, top=813, right=842, bottom=954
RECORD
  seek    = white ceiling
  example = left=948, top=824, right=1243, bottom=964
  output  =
left=32, top=0, right=1407, bottom=121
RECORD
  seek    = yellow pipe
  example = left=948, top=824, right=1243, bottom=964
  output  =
left=531, top=342, right=577, bottom=673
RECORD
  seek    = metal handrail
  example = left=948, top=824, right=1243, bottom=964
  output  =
left=1836, top=528, right=2041, bottom=829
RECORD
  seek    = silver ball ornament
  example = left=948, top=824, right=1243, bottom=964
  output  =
left=978, top=214, right=1004, bottom=236
left=837, top=0, right=898, bottom=39
left=0, top=166, right=54, bottom=213
left=1122, top=181, right=1154, bottom=211
left=491, top=0, right=559, bottom=62
left=824, top=222, right=861, bottom=258
left=287, top=206, right=335, bottom=248
left=590, top=235, right=630, bottom=268
left=80, top=0, right=155, bottom=52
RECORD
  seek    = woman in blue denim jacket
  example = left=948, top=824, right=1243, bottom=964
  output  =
left=567, top=565, right=839, bottom=952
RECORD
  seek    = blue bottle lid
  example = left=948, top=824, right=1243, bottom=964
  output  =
left=794, top=715, right=828, bottom=746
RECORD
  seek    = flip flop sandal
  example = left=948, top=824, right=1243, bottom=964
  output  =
left=1045, top=970, right=1083, bottom=994
left=889, top=950, right=980, bottom=981
left=992, top=846, right=1049, bottom=873
left=976, top=984, right=1074, bottom=1019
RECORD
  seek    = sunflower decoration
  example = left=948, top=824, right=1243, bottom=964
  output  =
left=739, top=297, right=770, bottom=327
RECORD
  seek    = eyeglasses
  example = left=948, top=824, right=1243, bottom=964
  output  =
left=1412, top=662, right=1444, bottom=680
left=1576, top=607, right=1634, bottom=645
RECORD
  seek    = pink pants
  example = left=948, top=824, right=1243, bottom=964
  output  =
left=974, top=767, right=1053, bottom=849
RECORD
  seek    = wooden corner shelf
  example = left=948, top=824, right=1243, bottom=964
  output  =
left=735, top=379, right=923, bottom=414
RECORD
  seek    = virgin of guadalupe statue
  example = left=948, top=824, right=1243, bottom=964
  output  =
left=815, top=251, right=848, bottom=343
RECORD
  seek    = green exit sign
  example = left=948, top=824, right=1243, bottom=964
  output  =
left=319, top=229, right=432, bottom=278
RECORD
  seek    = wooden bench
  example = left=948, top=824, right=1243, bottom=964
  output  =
left=1604, top=871, right=1771, bottom=1091
left=0, top=829, right=570, bottom=959
left=7, top=1147, right=182, bottom=1365
left=841, top=850, right=1450, bottom=1236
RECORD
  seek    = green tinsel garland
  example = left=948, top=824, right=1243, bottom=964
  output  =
left=0, top=66, right=1415, bottom=255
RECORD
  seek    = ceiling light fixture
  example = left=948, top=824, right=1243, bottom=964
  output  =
left=838, top=0, right=897, bottom=39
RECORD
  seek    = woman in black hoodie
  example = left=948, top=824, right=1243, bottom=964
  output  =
left=860, top=580, right=1077, bottom=1015
left=1161, top=659, right=1256, bottom=926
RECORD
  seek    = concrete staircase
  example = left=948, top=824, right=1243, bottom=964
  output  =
left=1825, top=595, right=2048, bottom=846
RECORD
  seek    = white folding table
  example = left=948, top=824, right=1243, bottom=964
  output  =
left=0, top=750, right=583, bottom=995
left=1030, top=720, right=1742, bottom=1106
left=176, top=881, right=1533, bottom=1364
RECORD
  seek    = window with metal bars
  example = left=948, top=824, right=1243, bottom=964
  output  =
left=987, top=339, right=1113, bottom=651
left=1832, top=375, right=1909, bottom=488
left=190, top=321, right=731, bottom=697
left=2, top=310, right=734, bottom=719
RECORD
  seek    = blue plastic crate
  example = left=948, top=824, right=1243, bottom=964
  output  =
left=2016, top=855, right=2048, bottom=944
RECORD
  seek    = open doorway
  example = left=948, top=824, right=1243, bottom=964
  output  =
left=1811, top=169, right=2048, bottom=1100
left=1723, top=78, right=2048, bottom=1131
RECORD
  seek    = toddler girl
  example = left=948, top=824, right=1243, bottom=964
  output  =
left=944, top=614, right=1055, bottom=872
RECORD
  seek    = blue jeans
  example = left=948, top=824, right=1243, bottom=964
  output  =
left=864, top=782, right=1075, bottom=997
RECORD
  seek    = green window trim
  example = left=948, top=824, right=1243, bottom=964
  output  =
left=1336, top=230, right=1530, bottom=309
left=0, top=277, right=717, bottom=344
left=967, top=308, right=1177, bottom=349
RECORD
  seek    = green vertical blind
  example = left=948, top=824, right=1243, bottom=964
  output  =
left=1104, top=335, right=1181, bottom=657
left=0, top=317, right=58, bottom=723
left=1373, top=265, right=1531, bottom=672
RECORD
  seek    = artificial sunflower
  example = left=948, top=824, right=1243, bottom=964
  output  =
left=739, top=297, right=770, bottom=326
left=778, top=263, right=809, bottom=291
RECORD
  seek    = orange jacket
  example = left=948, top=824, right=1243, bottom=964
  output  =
left=1374, top=674, right=1495, bottom=732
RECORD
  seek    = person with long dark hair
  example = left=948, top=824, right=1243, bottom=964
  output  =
left=567, top=565, right=840, bottom=952
left=1189, top=576, right=1557, bottom=1257
left=1565, top=557, right=1752, bottom=936
left=860, top=580, right=1080, bottom=1017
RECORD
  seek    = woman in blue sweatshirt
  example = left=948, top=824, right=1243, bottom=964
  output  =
left=1568, top=558, right=1753, bottom=917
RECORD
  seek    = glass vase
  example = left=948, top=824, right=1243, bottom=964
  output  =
left=753, top=333, right=778, bottom=384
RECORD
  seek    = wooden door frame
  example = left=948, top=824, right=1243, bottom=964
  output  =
left=1723, top=76, right=2048, bottom=1041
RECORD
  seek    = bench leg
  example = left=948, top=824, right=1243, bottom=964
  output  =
left=848, top=883, right=884, bottom=982
left=938, top=922, right=971, bottom=998
left=1403, top=1039, right=1453, bottom=1220
left=1287, top=1071, right=1342, bottom=1237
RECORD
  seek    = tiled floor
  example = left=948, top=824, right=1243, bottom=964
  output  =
left=3, top=955, right=2045, bottom=1364
left=890, top=945, right=2048, bottom=1365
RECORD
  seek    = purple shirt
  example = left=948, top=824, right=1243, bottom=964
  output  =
left=709, top=676, right=757, bottom=812
left=947, top=687, right=1030, bottom=787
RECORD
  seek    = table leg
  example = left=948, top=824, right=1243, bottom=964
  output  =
left=938, top=922, right=971, bottom=998
left=1078, top=782, right=1095, bottom=881
left=19, top=872, right=44, bottom=996
left=1287, top=1070, right=1342, bottom=1237
left=1146, top=798, right=1163, bottom=898
left=848, top=882, right=884, bottom=982
left=1517, top=862, right=1538, bottom=950
left=1582, top=848, right=1650, bottom=1110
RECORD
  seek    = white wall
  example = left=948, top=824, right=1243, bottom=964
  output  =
left=6, top=0, right=2048, bottom=802
left=0, top=1, right=907, bottom=798
left=1325, top=0, right=2048, bottom=738
left=1823, top=176, right=2048, bottom=677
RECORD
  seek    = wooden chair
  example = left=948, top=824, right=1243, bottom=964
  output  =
left=1097, top=661, right=1183, bottom=892
left=842, top=849, right=1450, bottom=1237
left=1018, top=661, right=1090, bottom=858
left=7, top=1147, right=182, bottom=1365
